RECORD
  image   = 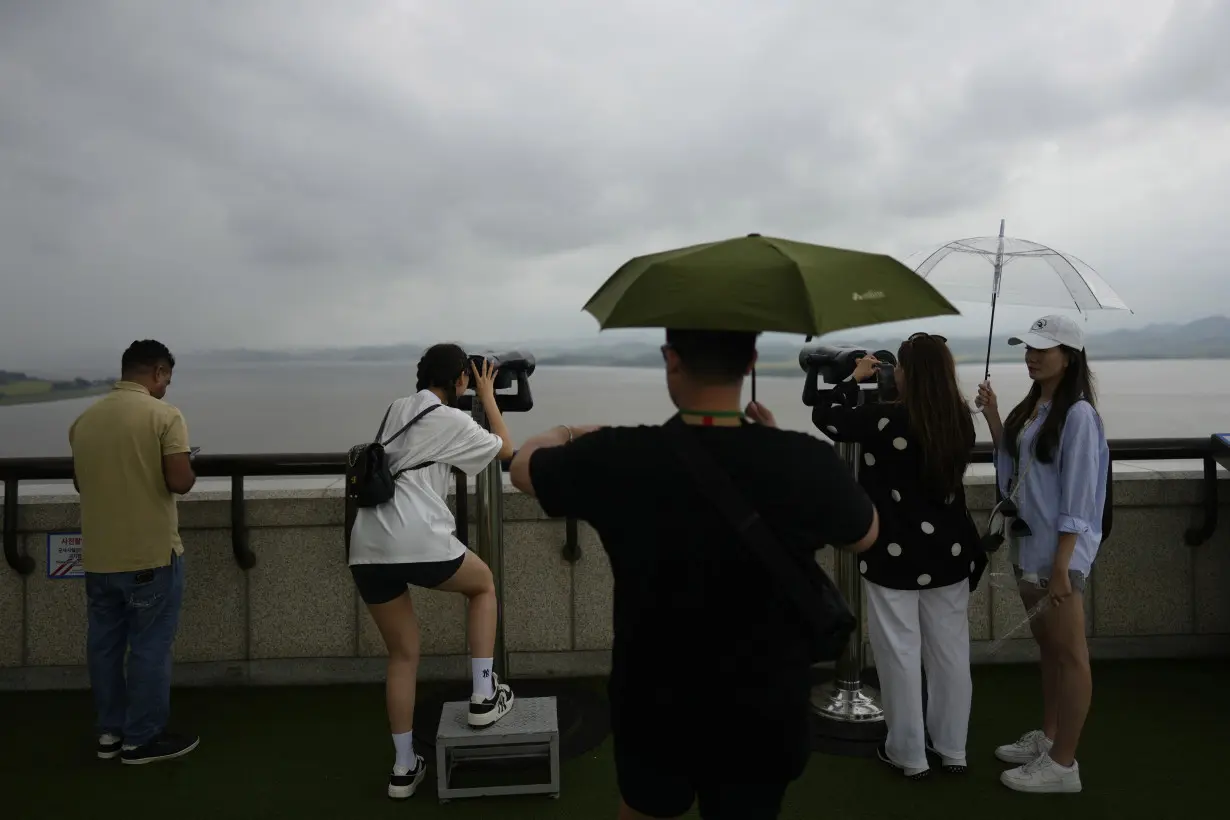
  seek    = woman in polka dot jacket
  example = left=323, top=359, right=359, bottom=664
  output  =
left=812, top=332, right=984, bottom=781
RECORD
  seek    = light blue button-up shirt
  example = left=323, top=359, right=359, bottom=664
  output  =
left=994, top=399, right=1109, bottom=579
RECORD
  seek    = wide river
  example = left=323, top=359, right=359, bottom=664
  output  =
left=1, top=359, right=1223, bottom=462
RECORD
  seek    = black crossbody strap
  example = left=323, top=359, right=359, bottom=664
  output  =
left=664, top=420, right=836, bottom=637
left=380, top=404, right=441, bottom=447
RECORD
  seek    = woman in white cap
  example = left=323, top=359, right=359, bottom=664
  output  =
left=977, top=314, right=1109, bottom=795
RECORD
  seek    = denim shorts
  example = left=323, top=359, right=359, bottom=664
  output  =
left=1013, top=565, right=1087, bottom=594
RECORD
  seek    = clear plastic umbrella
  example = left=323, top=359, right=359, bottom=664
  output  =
left=910, top=220, right=1132, bottom=378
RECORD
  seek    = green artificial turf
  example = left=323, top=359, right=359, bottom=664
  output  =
left=2, top=659, right=1225, bottom=819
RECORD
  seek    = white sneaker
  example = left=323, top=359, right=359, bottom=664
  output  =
left=1000, top=753, right=1082, bottom=793
left=468, top=672, right=515, bottom=728
left=388, top=754, right=427, bottom=800
left=994, top=729, right=1052, bottom=764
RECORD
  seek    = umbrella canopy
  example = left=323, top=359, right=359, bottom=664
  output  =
left=909, top=220, right=1130, bottom=379
left=583, top=233, right=960, bottom=336
left=911, top=232, right=1131, bottom=314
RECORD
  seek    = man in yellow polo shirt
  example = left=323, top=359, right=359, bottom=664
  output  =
left=70, top=340, right=199, bottom=765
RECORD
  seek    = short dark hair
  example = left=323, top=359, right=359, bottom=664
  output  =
left=121, top=340, right=175, bottom=376
left=665, top=329, right=759, bottom=384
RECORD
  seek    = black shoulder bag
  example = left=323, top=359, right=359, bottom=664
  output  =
left=664, top=420, right=856, bottom=664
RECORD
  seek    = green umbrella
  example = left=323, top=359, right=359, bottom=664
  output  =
left=583, top=233, right=960, bottom=336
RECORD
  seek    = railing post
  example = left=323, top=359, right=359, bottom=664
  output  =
left=471, top=402, right=508, bottom=679
left=811, top=437, right=885, bottom=733
left=561, top=518, right=580, bottom=563
left=230, top=474, right=256, bottom=569
left=1184, top=455, right=1220, bottom=546
left=3, top=478, right=34, bottom=576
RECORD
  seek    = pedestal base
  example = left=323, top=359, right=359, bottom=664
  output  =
left=809, top=676, right=887, bottom=757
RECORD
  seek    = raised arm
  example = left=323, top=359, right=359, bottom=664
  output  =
left=509, top=425, right=606, bottom=519
left=811, top=379, right=882, bottom=444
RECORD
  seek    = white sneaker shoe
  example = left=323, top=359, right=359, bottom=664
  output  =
left=388, top=754, right=427, bottom=800
left=994, top=729, right=1053, bottom=764
left=468, top=672, right=515, bottom=728
left=1000, top=752, right=1082, bottom=793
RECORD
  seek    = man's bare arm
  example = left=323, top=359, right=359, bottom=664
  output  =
left=509, top=425, right=603, bottom=497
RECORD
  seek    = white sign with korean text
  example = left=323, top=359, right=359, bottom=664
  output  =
left=47, top=532, right=84, bottom=579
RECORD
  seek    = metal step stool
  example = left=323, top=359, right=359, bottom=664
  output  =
left=435, top=695, right=560, bottom=802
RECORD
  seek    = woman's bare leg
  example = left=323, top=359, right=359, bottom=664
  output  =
left=1022, top=586, right=1060, bottom=742
left=435, top=550, right=497, bottom=660
left=1045, top=591, right=1091, bottom=766
left=366, top=591, right=422, bottom=735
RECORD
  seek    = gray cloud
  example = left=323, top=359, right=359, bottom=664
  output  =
left=2, top=0, right=1229, bottom=370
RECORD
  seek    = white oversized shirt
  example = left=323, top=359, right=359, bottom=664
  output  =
left=348, top=390, right=503, bottom=566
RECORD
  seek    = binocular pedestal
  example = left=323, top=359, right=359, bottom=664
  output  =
left=810, top=440, right=886, bottom=755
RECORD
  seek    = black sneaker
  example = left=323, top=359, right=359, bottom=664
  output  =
left=468, top=672, right=514, bottom=728
left=97, top=735, right=123, bottom=760
left=120, top=732, right=200, bottom=765
left=388, top=754, right=427, bottom=800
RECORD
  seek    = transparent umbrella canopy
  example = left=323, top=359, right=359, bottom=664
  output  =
left=910, top=220, right=1132, bottom=377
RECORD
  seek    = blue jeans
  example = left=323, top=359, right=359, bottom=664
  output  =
left=85, top=553, right=184, bottom=747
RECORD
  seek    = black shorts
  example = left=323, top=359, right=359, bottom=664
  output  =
left=615, top=738, right=790, bottom=819
left=350, top=555, right=465, bottom=605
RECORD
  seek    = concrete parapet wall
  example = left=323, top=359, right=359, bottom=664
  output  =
left=1, top=472, right=1228, bottom=690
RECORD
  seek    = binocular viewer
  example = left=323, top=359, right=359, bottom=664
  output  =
left=457, top=350, right=537, bottom=414
left=798, top=344, right=899, bottom=407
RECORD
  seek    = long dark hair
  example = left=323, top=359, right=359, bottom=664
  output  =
left=1003, top=346, right=1097, bottom=464
left=416, top=343, right=469, bottom=407
left=896, top=334, right=975, bottom=498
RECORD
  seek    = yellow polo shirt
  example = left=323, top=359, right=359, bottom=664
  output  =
left=68, top=382, right=191, bottom=573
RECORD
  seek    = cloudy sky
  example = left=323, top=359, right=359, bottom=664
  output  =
left=2, top=0, right=1228, bottom=367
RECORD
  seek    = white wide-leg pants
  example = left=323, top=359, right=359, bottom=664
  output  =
left=865, top=578, right=972, bottom=772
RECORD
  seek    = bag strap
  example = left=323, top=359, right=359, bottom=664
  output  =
left=380, top=403, right=441, bottom=447
left=663, top=418, right=836, bottom=637
left=373, top=404, right=395, bottom=443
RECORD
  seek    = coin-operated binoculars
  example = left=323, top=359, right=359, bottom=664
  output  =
left=457, top=350, right=536, bottom=679
left=799, top=343, right=898, bottom=753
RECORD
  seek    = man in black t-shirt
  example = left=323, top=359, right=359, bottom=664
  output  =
left=510, top=329, right=878, bottom=820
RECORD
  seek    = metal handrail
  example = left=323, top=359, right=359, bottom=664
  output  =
left=1, top=436, right=1221, bottom=575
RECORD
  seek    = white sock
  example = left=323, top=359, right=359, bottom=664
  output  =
left=99, top=733, right=121, bottom=745
left=472, top=658, right=495, bottom=699
left=392, top=731, right=415, bottom=775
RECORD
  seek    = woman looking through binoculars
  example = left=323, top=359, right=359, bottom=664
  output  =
left=347, top=343, right=518, bottom=800
left=978, top=314, right=1108, bottom=795
left=813, top=332, right=984, bottom=781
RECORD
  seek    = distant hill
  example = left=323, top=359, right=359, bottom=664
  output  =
left=174, top=315, right=1230, bottom=370
left=535, top=316, right=1230, bottom=369
left=0, top=370, right=112, bottom=407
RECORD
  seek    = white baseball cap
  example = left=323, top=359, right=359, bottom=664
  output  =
left=1008, top=314, right=1085, bottom=350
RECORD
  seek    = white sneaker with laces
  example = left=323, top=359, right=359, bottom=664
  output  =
left=1000, top=752, right=1081, bottom=793
left=388, top=754, right=427, bottom=800
left=994, top=729, right=1052, bottom=764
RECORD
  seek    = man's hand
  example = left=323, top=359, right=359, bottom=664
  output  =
left=745, top=401, right=777, bottom=427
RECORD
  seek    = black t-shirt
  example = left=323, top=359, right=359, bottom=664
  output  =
left=812, top=381, right=984, bottom=592
left=528, top=418, right=875, bottom=778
